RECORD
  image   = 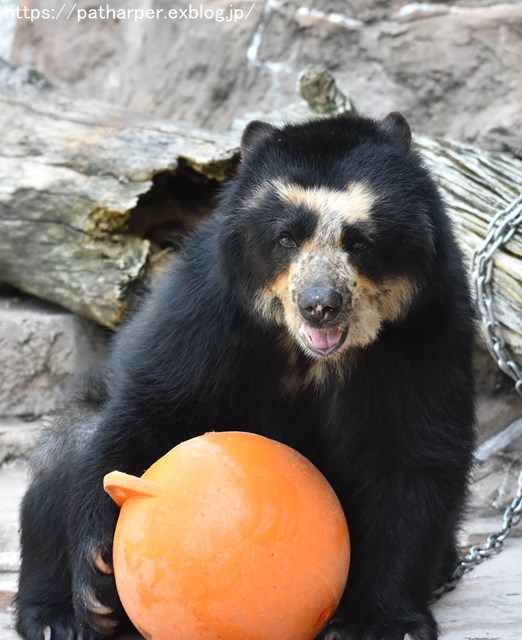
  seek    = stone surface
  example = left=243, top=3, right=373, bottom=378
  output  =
left=433, top=424, right=522, bottom=640
left=0, top=420, right=41, bottom=464
left=434, top=532, right=522, bottom=640
left=6, top=1, right=522, bottom=157
left=0, top=463, right=26, bottom=640
left=0, top=291, right=108, bottom=417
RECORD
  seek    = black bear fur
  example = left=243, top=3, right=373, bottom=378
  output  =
left=16, top=112, right=475, bottom=640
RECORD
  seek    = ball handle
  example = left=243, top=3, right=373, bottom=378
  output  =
left=104, top=471, right=162, bottom=508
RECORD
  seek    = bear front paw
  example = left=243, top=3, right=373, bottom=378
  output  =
left=73, top=546, right=120, bottom=637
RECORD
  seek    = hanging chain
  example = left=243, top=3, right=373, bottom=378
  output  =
left=433, top=193, right=522, bottom=601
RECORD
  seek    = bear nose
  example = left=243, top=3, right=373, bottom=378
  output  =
left=298, top=287, right=343, bottom=325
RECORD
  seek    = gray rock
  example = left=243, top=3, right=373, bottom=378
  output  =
left=0, top=419, right=41, bottom=463
left=0, top=292, right=107, bottom=418
left=7, top=1, right=522, bottom=156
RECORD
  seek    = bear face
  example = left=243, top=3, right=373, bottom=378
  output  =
left=219, top=114, right=439, bottom=363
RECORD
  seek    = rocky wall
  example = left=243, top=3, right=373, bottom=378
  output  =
left=5, top=0, right=522, bottom=156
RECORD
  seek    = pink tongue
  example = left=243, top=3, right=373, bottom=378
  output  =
left=307, top=327, right=342, bottom=351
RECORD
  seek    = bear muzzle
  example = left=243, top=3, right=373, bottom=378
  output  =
left=296, top=286, right=351, bottom=356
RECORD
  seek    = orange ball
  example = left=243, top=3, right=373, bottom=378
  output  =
left=104, top=431, right=350, bottom=640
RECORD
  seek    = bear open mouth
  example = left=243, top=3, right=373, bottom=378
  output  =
left=299, top=324, right=349, bottom=356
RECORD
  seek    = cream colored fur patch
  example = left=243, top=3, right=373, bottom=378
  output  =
left=274, top=180, right=376, bottom=245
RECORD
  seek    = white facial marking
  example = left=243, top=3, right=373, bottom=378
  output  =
left=274, top=180, right=376, bottom=245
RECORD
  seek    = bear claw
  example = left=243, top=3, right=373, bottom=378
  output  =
left=86, top=588, right=114, bottom=616
left=85, top=588, right=118, bottom=636
left=93, top=552, right=113, bottom=575
left=92, top=617, right=118, bottom=636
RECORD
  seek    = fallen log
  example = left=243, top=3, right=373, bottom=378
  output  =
left=0, top=61, right=238, bottom=327
left=419, top=136, right=522, bottom=360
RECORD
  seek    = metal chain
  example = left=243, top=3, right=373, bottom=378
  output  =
left=433, top=193, right=522, bottom=601
left=472, top=194, right=522, bottom=395
left=432, top=469, right=522, bottom=600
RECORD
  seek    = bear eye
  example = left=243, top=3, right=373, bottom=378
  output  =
left=350, top=240, right=368, bottom=254
left=279, top=233, right=297, bottom=249
left=343, top=228, right=370, bottom=255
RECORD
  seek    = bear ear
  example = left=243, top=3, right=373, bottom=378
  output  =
left=381, top=111, right=412, bottom=151
left=240, top=120, right=276, bottom=159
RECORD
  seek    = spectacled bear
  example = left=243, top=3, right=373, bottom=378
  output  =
left=16, top=112, right=475, bottom=640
